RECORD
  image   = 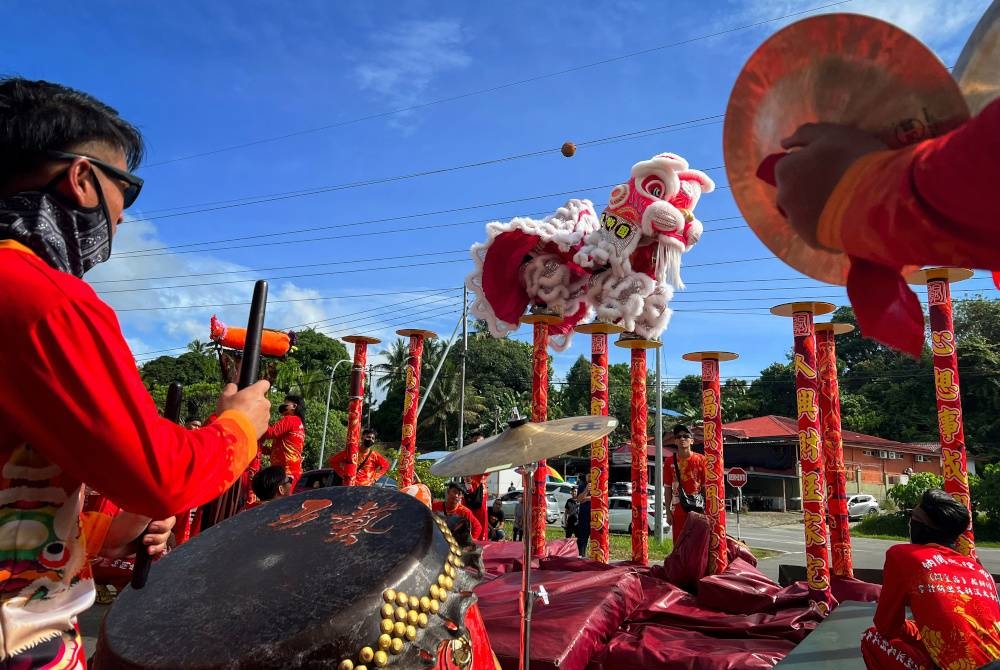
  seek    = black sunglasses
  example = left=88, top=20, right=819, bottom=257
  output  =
left=44, top=150, right=143, bottom=208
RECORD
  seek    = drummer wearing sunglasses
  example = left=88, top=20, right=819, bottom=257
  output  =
left=0, top=78, right=273, bottom=666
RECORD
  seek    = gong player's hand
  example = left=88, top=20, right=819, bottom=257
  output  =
left=215, top=380, right=272, bottom=437
left=774, top=123, right=888, bottom=248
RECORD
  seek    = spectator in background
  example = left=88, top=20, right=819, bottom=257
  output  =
left=463, top=430, right=489, bottom=541
left=444, top=482, right=483, bottom=540
left=512, top=496, right=524, bottom=542
left=664, top=424, right=706, bottom=540
left=487, top=498, right=506, bottom=541
left=250, top=465, right=293, bottom=507
left=563, top=496, right=579, bottom=539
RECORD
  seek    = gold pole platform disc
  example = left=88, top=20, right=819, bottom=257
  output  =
left=520, top=313, right=562, bottom=325
left=682, top=351, right=740, bottom=362
left=396, top=329, right=438, bottom=339
left=575, top=322, right=626, bottom=334
left=770, top=301, right=837, bottom=317
left=724, top=13, right=969, bottom=286
left=905, top=267, right=975, bottom=285
left=815, top=322, right=855, bottom=335
left=954, top=0, right=1000, bottom=116
left=342, top=335, right=381, bottom=345
left=614, top=335, right=661, bottom=350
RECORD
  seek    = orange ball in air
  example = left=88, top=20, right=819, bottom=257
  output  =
left=561, top=141, right=576, bottom=157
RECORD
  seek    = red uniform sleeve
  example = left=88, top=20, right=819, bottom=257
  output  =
left=263, top=415, right=294, bottom=441
left=873, top=546, right=909, bottom=639
left=328, top=449, right=347, bottom=472
left=374, top=452, right=390, bottom=479
left=462, top=506, right=483, bottom=540
left=819, top=97, right=1000, bottom=270
left=7, top=295, right=258, bottom=518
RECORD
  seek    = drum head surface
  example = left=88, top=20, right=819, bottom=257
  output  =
left=98, top=488, right=449, bottom=669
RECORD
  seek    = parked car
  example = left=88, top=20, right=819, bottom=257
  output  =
left=496, top=490, right=559, bottom=523
left=847, top=494, right=880, bottom=520
left=607, top=496, right=664, bottom=534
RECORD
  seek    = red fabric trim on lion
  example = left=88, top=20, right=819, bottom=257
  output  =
left=210, top=315, right=295, bottom=358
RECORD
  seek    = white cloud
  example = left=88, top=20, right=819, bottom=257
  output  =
left=353, top=18, right=471, bottom=124
left=86, top=218, right=463, bottom=365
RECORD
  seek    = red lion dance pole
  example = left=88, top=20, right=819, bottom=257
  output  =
left=815, top=322, right=855, bottom=578
left=907, top=268, right=977, bottom=557
left=772, top=302, right=835, bottom=613
left=396, top=329, right=437, bottom=488
left=576, top=323, right=623, bottom=563
left=342, top=335, right=380, bottom=486
left=522, top=312, right=561, bottom=558
left=683, top=351, right=739, bottom=575
left=617, top=336, right=659, bottom=565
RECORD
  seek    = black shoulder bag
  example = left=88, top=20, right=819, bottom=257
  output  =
left=673, top=457, right=705, bottom=513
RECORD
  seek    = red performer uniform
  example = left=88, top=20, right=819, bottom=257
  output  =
left=328, top=448, right=390, bottom=487
left=664, top=452, right=707, bottom=541
left=861, top=543, right=1000, bottom=670
left=815, top=98, right=1000, bottom=354
left=444, top=501, right=483, bottom=541
left=261, top=414, right=305, bottom=488
left=464, top=475, right=489, bottom=542
left=0, top=241, right=258, bottom=660
left=819, top=98, right=1000, bottom=274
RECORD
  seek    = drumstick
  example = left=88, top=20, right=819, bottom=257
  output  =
left=238, top=280, right=269, bottom=390
left=131, top=381, right=183, bottom=590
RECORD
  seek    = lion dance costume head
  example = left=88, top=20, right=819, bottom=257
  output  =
left=466, top=152, right=713, bottom=348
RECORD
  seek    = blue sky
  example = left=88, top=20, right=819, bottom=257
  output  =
left=4, top=0, right=994, bottom=390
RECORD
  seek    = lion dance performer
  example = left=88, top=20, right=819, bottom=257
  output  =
left=467, top=152, right=713, bottom=347
left=260, top=394, right=306, bottom=490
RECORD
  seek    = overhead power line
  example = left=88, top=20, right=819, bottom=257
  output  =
left=141, top=1, right=852, bottom=167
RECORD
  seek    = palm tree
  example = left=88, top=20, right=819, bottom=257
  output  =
left=289, top=367, right=331, bottom=405
left=187, top=339, right=210, bottom=355
left=373, top=338, right=409, bottom=393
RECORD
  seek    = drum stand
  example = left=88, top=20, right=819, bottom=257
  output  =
left=518, top=462, right=549, bottom=670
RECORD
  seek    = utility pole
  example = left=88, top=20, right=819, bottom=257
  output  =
left=318, top=358, right=350, bottom=468
left=457, top=286, right=469, bottom=450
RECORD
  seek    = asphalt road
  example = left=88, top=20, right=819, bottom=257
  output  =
left=743, top=523, right=1000, bottom=582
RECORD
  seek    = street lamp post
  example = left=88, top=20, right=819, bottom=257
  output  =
left=318, top=358, right=350, bottom=469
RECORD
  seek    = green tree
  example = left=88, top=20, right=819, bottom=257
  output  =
left=887, top=472, right=943, bottom=510
left=560, top=356, right=592, bottom=417
left=722, top=378, right=758, bottom=421
left=383, top=448, right=450, bottom=498
left=748, top=361, right=796, bottom=417
left=140, top=350, right=216, bottom=388
left=289, top=328, right=350, bottom=372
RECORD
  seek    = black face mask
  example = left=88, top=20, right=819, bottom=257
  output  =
left=0, top=171, right=113, bottom=277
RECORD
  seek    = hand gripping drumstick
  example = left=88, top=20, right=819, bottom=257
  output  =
left=131, top=381, right=183, bottom=590
left=238, top=280, right=269, bottom=391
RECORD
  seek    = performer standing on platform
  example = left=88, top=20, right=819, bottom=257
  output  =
left=861, top=489, right=1000, bottom=670
left=0, top=77, right=271, bottom=666
left=260, top=394, right=306, bottom=489
left=328, top=428, right=390, bottom=486
left=664, top=424, right=707, bottom=540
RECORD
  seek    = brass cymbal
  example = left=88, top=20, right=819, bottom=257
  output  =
left=954, top=0, right=1000, bottom=116
left=429, top=416, right=618, bottom=477
left=724, top=13, right=969, bottom=286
